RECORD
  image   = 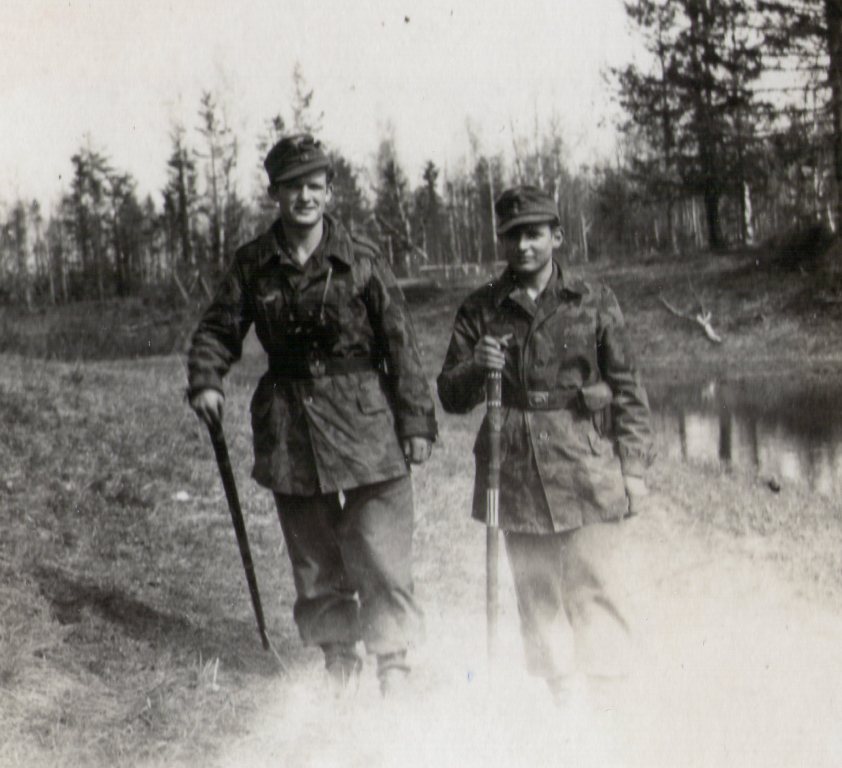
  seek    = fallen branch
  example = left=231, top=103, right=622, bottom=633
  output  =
left=659, top=295, right=723, bottom=343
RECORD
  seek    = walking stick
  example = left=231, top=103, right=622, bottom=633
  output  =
left=206, top=422, right=270, bottom=651
left=485, top=370, right=502, bottom=668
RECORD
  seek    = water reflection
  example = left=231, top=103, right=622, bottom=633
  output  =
left=649, top=376, right=842, bottom=497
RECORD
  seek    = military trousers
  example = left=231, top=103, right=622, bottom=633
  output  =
left=274, top=475, right=423, bottom=657
left=504, top=520, right=633, bottom=683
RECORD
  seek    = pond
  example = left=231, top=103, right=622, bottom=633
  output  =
left=648, top=375, right=842, bottom=498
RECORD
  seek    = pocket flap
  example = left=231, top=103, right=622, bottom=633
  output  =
left=357, top=377, right=388, bottom=414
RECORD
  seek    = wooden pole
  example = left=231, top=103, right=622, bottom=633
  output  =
left=486, top=370, right=502, bottom=669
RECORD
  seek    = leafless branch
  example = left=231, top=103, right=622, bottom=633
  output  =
left=659, top=294, right=723, bottom=344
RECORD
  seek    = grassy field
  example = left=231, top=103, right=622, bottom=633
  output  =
left=2, top=243, right=842, bottom=766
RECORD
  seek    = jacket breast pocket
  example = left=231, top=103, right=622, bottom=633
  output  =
left=255, top=289, right=286, bottom=346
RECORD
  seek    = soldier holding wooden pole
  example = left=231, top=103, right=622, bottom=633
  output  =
left=437, top=185, right=653, bottom=708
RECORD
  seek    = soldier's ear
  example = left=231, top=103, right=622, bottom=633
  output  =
left=551, top=226, right=564, bottom=248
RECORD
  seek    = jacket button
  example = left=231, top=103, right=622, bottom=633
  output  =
left=539, top=431, right=549, bottom=441
left=303, top=395, right=313, bottom=405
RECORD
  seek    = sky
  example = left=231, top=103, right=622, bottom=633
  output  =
left=0, top=0, right=639, bottom=210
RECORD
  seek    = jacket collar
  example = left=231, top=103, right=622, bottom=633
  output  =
left=491, top=258, right=586, bottom=307
left=257, top=213, right=354, bottom=269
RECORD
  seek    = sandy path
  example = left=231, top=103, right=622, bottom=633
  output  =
left=211, top=494, right=842, bottom=768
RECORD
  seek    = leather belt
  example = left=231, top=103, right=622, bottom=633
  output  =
left=503, top=389, right=580, bottom=411
left=269, top=355, right=376, bottom=380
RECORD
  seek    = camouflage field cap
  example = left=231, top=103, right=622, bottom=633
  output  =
left=495, top=185, right=561, bottom=234
left=264, top=133, right=332, bottom=185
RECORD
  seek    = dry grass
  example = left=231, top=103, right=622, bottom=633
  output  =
left=0, top=353, right=292, bottom=767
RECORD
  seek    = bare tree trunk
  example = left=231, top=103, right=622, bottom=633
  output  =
left=581, top=213, right=591, bottom=262
left=58, top=220, right=68, bottom=303
left=703, top=187, right=724, bottom=250
left=691, top=197, right=703, bottom=249
left=471, top=196, right=481, bottom=264
left=742, top=182, right=755, bottom=245
left=94, top=231, right=105, bottom=302
left=487, top=162, right=498, bottom=265
left=533, top=109, right=545, bottom=190
left=176, top=159, right=193, bottom=266
left=667, top=199, right=678, bottom=254
left=825, top=0, right=842, bottom=229
left=45, top=245, right=55, bottom=305
left=510, top=120, right=525, bottom=185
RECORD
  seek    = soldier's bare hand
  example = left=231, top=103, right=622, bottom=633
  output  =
left=473, top=335, right=508, bottom=371
left=402, top=436, right=432, bottom=465
left=624, top=475, right=648, bottom=515
left=190, top=389, right=224, bottom=429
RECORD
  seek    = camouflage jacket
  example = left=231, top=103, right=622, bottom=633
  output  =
left=188, top=215, right=437, bottom=495
left=437, top=260, right=653, bottom=533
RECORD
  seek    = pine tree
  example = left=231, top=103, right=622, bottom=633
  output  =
left=195, top=91, right=239, bottom=271
left=373, top=131, right=416, bottom=274
left=413, top=161, right=445, bottom=265
left=329, top=152, right=371, bottom=234
left=618, top=0, right=768, bottom=249
left=163, top=124, right=199, bottom=277
left=68, top=144, right=111, bottom=299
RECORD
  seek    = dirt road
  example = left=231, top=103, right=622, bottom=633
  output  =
left=207, top=465, right=842, bottom=768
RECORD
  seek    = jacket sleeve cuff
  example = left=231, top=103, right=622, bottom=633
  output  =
left=397, top=413, right=438, bottom=441
left=186, top=372, right=224, bottom=399
left=619, top=448, right=654, bottom=478
left=436, top=361, right=487, bottom=414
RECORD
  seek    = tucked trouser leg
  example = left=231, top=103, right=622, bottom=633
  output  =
left=505, top=531, right=576, bottom=681
left=338, top=476, right=423, bottom=658
left=561, top=521, right=632, bottom=679
left=274, top=492, right=360, bottom=647
left=505, top=522, right=632, bottom=682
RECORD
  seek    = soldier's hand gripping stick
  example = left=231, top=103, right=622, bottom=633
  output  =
left=486, top=369, right=502, bottom=668
left=206, top=422, right=270, bottom=651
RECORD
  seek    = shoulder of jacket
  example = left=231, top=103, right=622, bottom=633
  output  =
left=233, top=233, right=265, bottom=265
left=458, top=280, right=497, bottom=312
left=230, top=229, right=282, bottom=276
left=558, top=262, right=594, bottom=296
left=588, top=280, right=627, bottom=325
left=349, top=232, right=382, bottom=260
left=592, top=279, right=619, bottom=301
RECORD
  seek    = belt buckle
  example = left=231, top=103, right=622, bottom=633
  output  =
left=527, top=391, right=549, bottom=408
left=308, top=355, right=326, bottom=378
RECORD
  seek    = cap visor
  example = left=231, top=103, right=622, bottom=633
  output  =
left=272, top=159, right=331, bottom=184
left=497, top=214, right=560, bottom=234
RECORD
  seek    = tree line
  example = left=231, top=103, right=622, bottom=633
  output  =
left=1, top=2, right=840, bottom=308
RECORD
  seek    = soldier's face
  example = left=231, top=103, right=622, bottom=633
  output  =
left=500, top=223, right=562, bottom=275
left=271, top=170, right=333, bottom=229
